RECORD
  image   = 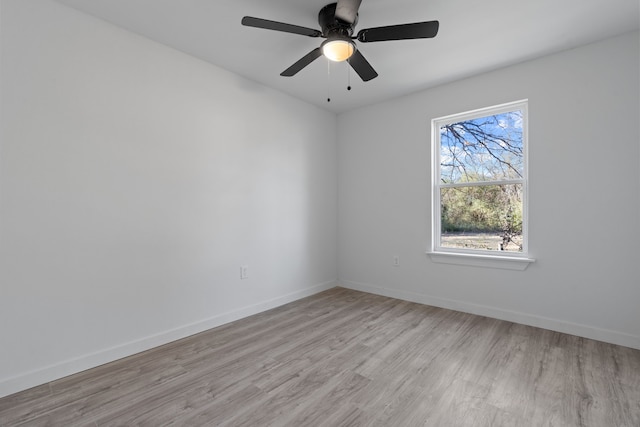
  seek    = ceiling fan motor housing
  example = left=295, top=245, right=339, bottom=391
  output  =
left=319, top=3, right=357, bottom=38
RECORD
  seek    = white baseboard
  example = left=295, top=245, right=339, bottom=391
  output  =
left=339, top=280, right=640, bottom=351
left=0, top=280, right=337, bottom=399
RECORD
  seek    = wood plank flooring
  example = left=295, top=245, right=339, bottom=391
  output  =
left=1, top=287, right=639, bottom=426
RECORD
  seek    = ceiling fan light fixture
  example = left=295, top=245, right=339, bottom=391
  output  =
left=242, top=1, right=439, bottom=81
left=321, top=38, right=355, bottom=62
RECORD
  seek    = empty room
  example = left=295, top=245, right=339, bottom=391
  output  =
left=1, top=0, right=639, bottom=425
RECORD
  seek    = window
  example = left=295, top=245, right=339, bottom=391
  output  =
left=430, top=100, right=533, bottom=270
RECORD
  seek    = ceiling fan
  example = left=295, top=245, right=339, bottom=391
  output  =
left=241, top=0, right=439, bottom=82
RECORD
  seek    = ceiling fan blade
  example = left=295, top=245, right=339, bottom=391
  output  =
left=357, top=21, right=439, bottom=42
left=281, top=48, right=323, bottom=77
left=348, top=50, right=378, bottom=82
left=335, top=0, right=362, bottom=25
left=242, top=16, right=322, bottom=37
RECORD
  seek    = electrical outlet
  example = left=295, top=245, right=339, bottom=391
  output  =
left=240, top=265, right=249, bottom=279
left=393, top=256, right=400, bottom=267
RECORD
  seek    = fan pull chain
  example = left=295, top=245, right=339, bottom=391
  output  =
left=327, top=59, right=331, bottom=102
left=347, top=59, right=352, bottom=91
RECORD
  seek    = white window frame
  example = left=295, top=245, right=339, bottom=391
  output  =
left=428, top=100, right=535, bottom=270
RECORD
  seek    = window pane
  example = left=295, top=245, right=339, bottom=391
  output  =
left=440, top=184, right=523, bottom=252
left=440, top=111, right=523, bottom=184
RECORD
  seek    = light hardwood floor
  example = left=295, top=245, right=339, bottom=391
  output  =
left=1, top=287, right=639, bottom=426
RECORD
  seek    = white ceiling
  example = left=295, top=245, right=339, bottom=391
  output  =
left=54, top=0, right=639, bottom=113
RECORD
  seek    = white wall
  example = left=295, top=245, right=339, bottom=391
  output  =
left=0, top=0, right=338, bottom=397
left=338, top=32, right=640, bottom=350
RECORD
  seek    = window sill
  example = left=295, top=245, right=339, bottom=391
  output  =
left=427, top=251, right=535, bottom=271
